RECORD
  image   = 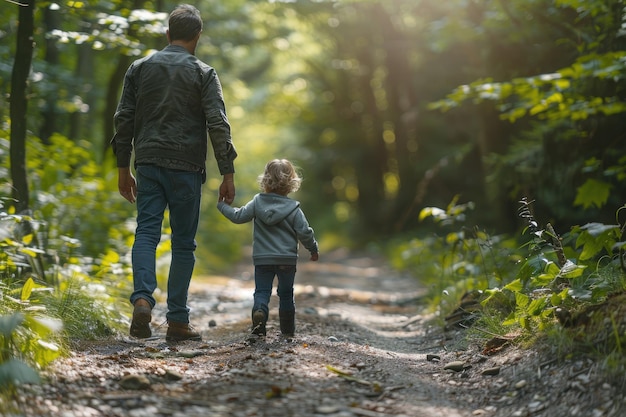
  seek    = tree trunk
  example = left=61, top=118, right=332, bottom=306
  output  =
left=376, top=4, right=420, bottom=233
left=69, top=43, right=95, bottom=144
left=10, top=0, right=35, bottom=213
left=103, top=54, right=132, bottom=155
left=355, top=46, right=388, bottom=235
left=39, top=4, right=60, bottom=144
left=103, top=0, right=147, bottom=156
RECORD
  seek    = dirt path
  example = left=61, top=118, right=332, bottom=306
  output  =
left=5, top=249, right=625, bottom=417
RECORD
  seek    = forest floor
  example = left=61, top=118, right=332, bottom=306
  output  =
left=4, top=248, right=626, bottom=417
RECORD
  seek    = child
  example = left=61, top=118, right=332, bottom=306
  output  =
left=217, top=159, right=319, bottom=337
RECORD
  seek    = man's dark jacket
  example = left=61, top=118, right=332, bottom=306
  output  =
left=111, top=44, right=237, bottom=179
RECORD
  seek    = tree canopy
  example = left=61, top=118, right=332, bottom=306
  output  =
left=2, top=0, right=625, bottom=251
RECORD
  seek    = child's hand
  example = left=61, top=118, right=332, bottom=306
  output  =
left=310, top=253, right=319, bottom=261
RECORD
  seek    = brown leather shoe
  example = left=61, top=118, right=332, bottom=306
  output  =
left=166, top=321, right=202, bottom=342
left=130, top=298, right=152, bottom=338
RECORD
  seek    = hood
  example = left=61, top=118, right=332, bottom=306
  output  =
left=254, top=193, right=300, bottom=226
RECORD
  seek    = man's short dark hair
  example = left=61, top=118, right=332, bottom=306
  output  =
left=168, top=4, right=203, bottom=41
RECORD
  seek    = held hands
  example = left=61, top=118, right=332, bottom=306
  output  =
left=118, top=167, right=137, bottom=204
left=218, top=174, right=235, bottom=204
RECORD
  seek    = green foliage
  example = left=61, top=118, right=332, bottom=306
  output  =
left=0, top=130, right=136, bottom=260
left=0, top=198, right=131, bottom=388
left=487, top=200, right=624, bottom=333
left=574, top=179, right=612, bottom=209
left=0, top=209, right=130, bottom=392
left=388, top=198, right=521, bottom=318
left=392, top=193, right=626, bottom=379
left=46, top=8, right=167, bottom=56
left=3, top=0, right=626, bottom=241
left=392, top=197, right=626, bottom=343
left=0, top=128, right=134, bottom=392
left=427, top=0, right=626, bottom=231
left=0, top=277, right=62, bottom=390
left=429, top=51, right=626, bottom=122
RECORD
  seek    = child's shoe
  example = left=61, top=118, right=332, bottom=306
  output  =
left=279, top=310, right=295, bottom=337
left=251, top=310, right=267, bottom=336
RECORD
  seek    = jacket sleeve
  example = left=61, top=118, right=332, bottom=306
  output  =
left=202, top=69, right=237, bottom=175
left=217, top=199, right=255, bottom=224
left=293, top=209, right=318, bottom=254
left=111, top=64, right=137, bottom=168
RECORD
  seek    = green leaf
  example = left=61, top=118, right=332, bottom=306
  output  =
left=21, top=277, right=35, bottom=301
left=577, top=223, right=619, bottom=259
left=544, top=261, right=561, bottom=277
left=502, top=312, right=517, bottom=326
left=0, top=314, right=24, bottom=337
left=0, top=359, right=40, bottom=386
left=480, top=288, right=502, bottom=306
left=25, top=315, right=64, bottom=338
left=21, top=234, right=33, bottom=244
left=519, top=315, right=529, bottom=330
left=574, top=179, right=612, bottom=209
left=504, top=279, right=523, bottom=292
left=557, top=261, right=586, bottom=279
left=516, top=256, right=547, bottom=281
left=18, top=247, right=46, bottom=257
left=419, top=207, right=446, bottom=222
left=533, top=273, right=555, bottom=286
left=527, top=297, right=548, bottom=316
left=445, top=232, right=462, bottom=245
left=579, top=222, right=618, bottom=237
left=569, top=287, right=593, bottom=301
left=515, top=292, right=530, bottom=308
left=34, top=340, right=62, bottom=365
left=612, top=241, right=626, bottom=252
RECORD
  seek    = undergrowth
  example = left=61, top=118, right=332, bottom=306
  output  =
left=389, top=196, right=626, bottom=373
left=0, top=134, right=135, bottom=396
left=0, top=206, right=131, bottom=395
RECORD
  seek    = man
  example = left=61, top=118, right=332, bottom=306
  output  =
left=111, top=4, right=237, bottom=342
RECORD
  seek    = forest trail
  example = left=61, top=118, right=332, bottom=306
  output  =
left=4, top=248, right=624, bottom=417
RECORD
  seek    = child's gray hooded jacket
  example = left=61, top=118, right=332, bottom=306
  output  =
left=217, top=193, right=318, bottom=266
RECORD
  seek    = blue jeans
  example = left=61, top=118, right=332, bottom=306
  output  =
left=130, top=165, right=202, bottom=323
left=253, top=265, right=297, bottom=318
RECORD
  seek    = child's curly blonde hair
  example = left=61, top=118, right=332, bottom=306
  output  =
left=258, top=159, right=302, bottom=195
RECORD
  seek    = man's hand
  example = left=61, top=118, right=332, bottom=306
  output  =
left=219, top=173, right=235, bottom=204
left=118, top=167, right=137, bottom=203
left=310, top=253, right=319, bottom=261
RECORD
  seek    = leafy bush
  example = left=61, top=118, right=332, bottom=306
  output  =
left=388, top=196, right=522, bottom=318
left=18, top=134, right=136, bottom=259
left=390, top=196, right=626, bottom=347
left=0, top=204, right=132, bottom=389
left=489, top=200, right=626, bottom=333
left=0, top=285, right=62, bottom=390
left=0, top=130, right=135, bottom=393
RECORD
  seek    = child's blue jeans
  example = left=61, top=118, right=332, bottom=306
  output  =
left=253, top=265, right=297, bottom=318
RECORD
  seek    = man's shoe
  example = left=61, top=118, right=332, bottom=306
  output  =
left=130, top=298, right=152, bottom=338
left=166, top=321, right=202, bottom=342
left=251, top=310, right=267, bottom=336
